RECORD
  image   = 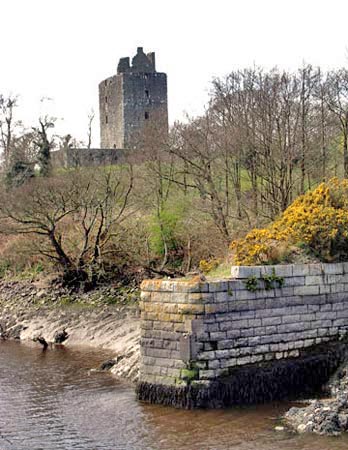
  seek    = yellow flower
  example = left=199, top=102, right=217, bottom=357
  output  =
left=230, top=178, right=348, bottom=265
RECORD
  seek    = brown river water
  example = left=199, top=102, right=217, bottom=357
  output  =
left=1, top=341, right=348, bottom=450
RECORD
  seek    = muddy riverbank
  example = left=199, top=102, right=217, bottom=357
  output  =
left=0, top=279, right=141, bottom=381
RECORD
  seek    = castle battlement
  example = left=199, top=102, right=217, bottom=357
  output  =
left=117, top=47, right=156, bottom=74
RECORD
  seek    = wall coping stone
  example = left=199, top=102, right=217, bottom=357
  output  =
left=231, top=263, right=348, bottom=279
left=141, top=262, right=348, bottom=292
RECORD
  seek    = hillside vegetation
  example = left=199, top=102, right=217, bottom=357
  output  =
left=1, top=65, right=348, bottom=285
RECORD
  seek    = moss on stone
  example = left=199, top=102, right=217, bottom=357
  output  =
left=181, top=367, right=199, bottom=383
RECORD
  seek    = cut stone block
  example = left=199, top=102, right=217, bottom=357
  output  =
left=231, top=266, right=262, bottom=279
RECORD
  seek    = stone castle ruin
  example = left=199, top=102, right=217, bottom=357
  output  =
left=52, top=47, right=168, bottom=168
left=99, top=47, right=168, bottom=149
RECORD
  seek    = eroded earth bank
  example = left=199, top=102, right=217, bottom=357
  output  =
left=0, top=280, right=140, bottom=382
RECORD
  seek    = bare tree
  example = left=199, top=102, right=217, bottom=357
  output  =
left=0, top=166, right=134, bottom=286
left=0, top=94, right=18, bottom=168
left=208, top=66, right=344, bottom=220
left=298, top=64, right=317, bottom=193
left=322, top=69, right=348, bottom=177
left=134, top=117, right=178, bottom=270
left=168, top=115, right=234, bottom=242
left=87, top=109, right=95, bottom=149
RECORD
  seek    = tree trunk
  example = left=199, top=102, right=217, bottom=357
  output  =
left=344, top=118, right=348, bottom=178
left=48, top=231, right=73, bottom=269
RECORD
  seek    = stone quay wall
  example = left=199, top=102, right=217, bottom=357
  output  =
left=137, top=263, right=348, bottom=407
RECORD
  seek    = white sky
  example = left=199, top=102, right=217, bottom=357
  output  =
left=1, top=0, right=348, bottom=147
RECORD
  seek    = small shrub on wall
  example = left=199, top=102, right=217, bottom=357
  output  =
left=230, top=178, right=348, bottom=265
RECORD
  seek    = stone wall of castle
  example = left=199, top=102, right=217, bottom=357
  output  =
left=99, top=75, right=124, bottom=149
left=51, top=147, right=126, bottom=169
left=122, top=72, right=168, bottom=148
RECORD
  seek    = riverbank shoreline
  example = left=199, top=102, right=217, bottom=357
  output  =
left=2, top=278, right=348, bottom=438
left=0, top=279, right=141, bottom=381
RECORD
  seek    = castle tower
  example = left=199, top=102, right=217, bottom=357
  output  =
left=99, top=47, right=168, bottom=149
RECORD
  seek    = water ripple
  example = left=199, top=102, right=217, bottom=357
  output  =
left=1, top=341, right=348, bottom=450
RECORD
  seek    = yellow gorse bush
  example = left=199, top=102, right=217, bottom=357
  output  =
left=230, top=178, right=348, bottom=265
left=199, top=258, right=221, bottom=274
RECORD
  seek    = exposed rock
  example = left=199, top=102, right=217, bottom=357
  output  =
left=6, top=324, right=27, bottom=339
left=100, top=358, right=118, bottom=371
left=0, top=323, right=7, bottom=339
left=99, top=355, right=126, bottom=372
left=36, top=290, right=46, bottom=299
left=284, top=356, right=348, bottom=435
left=33, top=335, right=49, bottom=350
left=54, top=329, right=69, bottom=344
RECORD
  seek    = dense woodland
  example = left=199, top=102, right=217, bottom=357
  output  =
left=1, top=65, right=348, bottom=287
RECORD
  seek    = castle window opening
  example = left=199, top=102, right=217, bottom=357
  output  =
left=105, top=115, right=108, bottom=124
left=105, top=96, right=108, bottom=103
left=145, top=89, right=149, bottom=98
left=145, top=112, right=149, bottom=120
